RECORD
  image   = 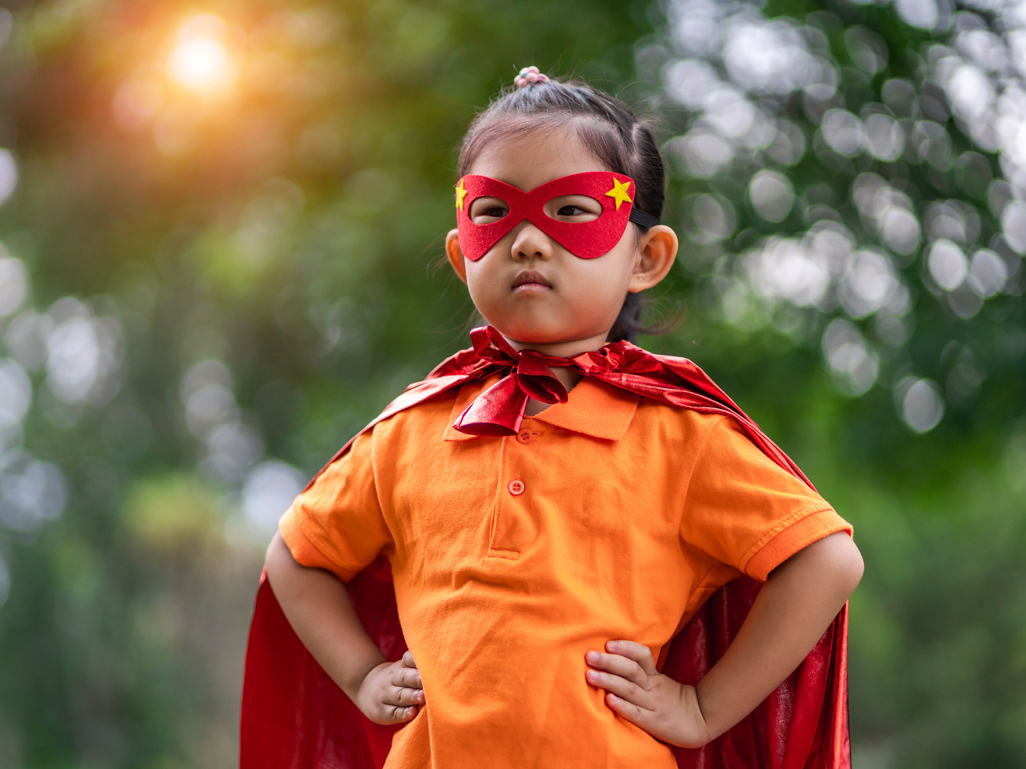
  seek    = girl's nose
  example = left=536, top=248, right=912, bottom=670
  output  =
left=510, top=222, right=552, bottom=260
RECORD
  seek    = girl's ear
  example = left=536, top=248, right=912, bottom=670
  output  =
left=446, top=229, right=468, bottom=285
left=628, top=225, right=678, bottom=293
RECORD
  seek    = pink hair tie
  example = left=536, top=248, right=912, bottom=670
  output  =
left=514, top=65, right=550, bottom=89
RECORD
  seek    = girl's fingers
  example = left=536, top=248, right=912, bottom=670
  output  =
left=606, top=692, right=650, bottom=728
left=605, top=640, right=658, bottom=676
left=585, top=651, right=648, bottom=687
left=585, top=669, right=651, bottom=707
left=392, top=666, right=423, bottom=689
left=384, top=685, right=425, bottom=707
left=401, top=651, right=418, bottom=668
left=387, top=704, right=419, bottom=722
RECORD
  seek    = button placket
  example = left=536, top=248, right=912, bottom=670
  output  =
left=486, top=435, right=535, bottom=559
left=510, top=427, right=536, bottom=496
left=510, top=426, right=538, bottom=499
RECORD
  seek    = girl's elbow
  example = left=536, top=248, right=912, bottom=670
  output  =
left=837, top=535, right=864, bottom=597
left=798, top=531, right=864, bottom=599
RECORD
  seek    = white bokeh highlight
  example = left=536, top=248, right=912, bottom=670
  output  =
left=897, top=377, right=945, bottom=433
left=243, top=460, right=306, bottom=538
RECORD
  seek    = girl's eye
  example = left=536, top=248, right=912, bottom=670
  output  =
left=472, top=205, right=508, bottom=222
left=557, top=205, right=589, bottom=217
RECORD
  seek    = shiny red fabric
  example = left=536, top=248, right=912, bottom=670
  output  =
left=241, top=327, right=851, bottom=769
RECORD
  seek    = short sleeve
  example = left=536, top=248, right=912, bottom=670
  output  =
left=278, top=429, right=393, bottom=582
left=680, top=417, right=852, bottom=582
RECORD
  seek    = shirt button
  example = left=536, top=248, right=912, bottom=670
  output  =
left=508, top=479, right=525, bottom=496
left=516, top=429, right=534, bottom=445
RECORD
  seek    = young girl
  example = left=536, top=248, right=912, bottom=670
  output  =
left=242, top=67, right=863, bottom=769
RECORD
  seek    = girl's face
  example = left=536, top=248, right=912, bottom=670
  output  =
left=445, top=123, right=677, bottom=354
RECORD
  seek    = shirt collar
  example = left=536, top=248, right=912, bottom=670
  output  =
left=443, top=375, right=639, bottom=442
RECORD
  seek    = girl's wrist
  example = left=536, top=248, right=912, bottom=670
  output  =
left=342, top=653, right=389, bottom=701
left=678, top=683, right=714, bottom=748
left=691, top=680, right=726, bottom=743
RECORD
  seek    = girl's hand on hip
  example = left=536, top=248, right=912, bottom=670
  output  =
left=585, top=641, right=711, bottom=749
left=355, top=650, right=424, bottom=725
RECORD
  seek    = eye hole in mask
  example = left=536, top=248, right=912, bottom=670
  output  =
left=468, top=194, right=604, bottom=226
left=467, top=197, right=510, bottom=224
left=455, top=172, right=657, bottom=260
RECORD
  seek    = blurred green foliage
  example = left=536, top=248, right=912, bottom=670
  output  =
left=0, top=0, right=1022, bottom=767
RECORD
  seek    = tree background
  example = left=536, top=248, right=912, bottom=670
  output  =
left=0, top=0, right=1023, bottom=766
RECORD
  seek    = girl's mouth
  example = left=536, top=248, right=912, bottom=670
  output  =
left=511, top=270, right=553, bottom=292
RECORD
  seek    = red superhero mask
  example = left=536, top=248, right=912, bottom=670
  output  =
left=454, top=171, right=658, bottom=260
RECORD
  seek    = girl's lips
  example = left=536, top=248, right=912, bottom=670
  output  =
left=512, top=283, right=551, bottom=294
left=512, top=270, right=553, bottom=291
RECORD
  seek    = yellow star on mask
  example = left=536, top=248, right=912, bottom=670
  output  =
left=605, top=178, right=633, bottom=210
left=455, top=179, right=468, bottom=210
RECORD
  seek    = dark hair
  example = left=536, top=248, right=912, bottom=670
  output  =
left=456, top=75, right=667, bottom=344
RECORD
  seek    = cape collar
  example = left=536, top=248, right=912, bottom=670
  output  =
left=419, top=325, right=812, bottom=489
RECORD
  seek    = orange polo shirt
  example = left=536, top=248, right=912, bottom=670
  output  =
left=279, top=375, right=851, bottom=769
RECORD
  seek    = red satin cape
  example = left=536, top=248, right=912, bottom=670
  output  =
left=240, top=333, right=851, bottom=769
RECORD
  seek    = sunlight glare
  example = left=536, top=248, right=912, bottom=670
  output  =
left=168, top=14, right=236, bottom=93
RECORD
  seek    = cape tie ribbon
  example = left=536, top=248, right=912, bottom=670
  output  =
left=453, top=326, right=581, bottom=436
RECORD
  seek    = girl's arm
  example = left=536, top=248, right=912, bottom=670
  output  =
left=265, top=531, right=425, bottom=724
left=585, top=531, right=863, bottom=747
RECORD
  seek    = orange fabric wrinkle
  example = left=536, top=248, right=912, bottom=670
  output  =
left=279, top=376, right=852, bottom=769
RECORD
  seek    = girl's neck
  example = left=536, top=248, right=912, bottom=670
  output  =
left=504, top=330, right=611, bottom=361
left=505, top=330, right=612, bottom=414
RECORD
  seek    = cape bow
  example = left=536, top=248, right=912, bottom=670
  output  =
left=454, top=327, right=576, bottom=436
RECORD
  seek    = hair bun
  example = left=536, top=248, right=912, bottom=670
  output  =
left=514, top=66, right=550, bottom=89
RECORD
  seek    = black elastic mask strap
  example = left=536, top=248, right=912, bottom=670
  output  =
left=628, top=209, right=660, bottom=230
